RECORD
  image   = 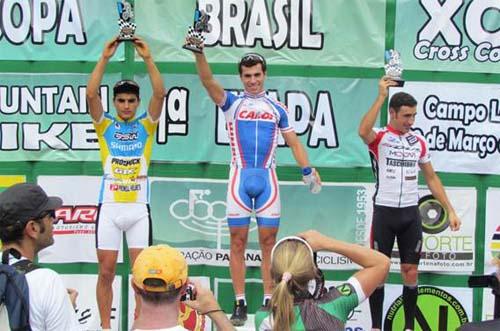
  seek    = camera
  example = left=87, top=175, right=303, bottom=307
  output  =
left=180, top=283, right=196, bottom=301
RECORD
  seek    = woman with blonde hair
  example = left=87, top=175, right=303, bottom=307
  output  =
left=255, top=230, right=390, bottom=331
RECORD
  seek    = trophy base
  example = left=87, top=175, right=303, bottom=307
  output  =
left=118, top=35, right=135, bottom=41
left=183, top=44, right=203, bottom=54
left=392, top=78, right=405, bottom=87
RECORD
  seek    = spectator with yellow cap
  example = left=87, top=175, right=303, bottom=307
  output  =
left=131, top=244, right=234, bottom=331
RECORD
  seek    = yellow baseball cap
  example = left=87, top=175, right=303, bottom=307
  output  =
left=132, top=245, right=188, bottom=292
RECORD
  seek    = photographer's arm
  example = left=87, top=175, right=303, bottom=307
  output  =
left=184, top=281, right=235, bottom=331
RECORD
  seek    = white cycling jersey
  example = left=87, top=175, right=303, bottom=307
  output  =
left=368, top=125, right=430, bottom=208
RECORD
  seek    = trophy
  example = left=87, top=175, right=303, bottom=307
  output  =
left=384, top=49, right=405, bottom=87
left=117, top=0, right=136, bottom=41
left=183, top=8, right=210, bottom=53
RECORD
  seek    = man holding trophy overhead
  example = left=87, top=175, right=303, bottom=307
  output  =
left=184, top=7, right=321, bottom=327
left=86, top=1, right=165, bottom=329
left=358, top=50, right=461, bottom=331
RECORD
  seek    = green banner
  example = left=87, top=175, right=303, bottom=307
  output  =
left=0, top=0, right=122, bottom=61
left=136, top=0, right=386, bottom=67
left=0, top=72, right=118, bottom=161
left=150, top=179, right=371, bottom=269
left=0, top=72, right=378, bottom=167
left=139, top=73, right=378, bottom=167
left=394, top=0, right=500, bottom=73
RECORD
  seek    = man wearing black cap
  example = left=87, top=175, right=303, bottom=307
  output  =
left=86, top=36, right=165, bottom=330
left=0, top=183, right=80, bottom=330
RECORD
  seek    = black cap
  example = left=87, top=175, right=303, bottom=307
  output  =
left=0, top=183, right=62, bottom=227
left=113, top=80, right=140, bottom=98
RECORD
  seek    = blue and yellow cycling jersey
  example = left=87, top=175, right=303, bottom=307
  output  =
left=93, top=112, right=157, bottom=203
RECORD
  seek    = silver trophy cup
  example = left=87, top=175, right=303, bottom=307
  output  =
left=117, top=0, right=136, bottom=41
left=183, top=9, right=210, bottom=53
left=384, top=49, right=405, bottom=87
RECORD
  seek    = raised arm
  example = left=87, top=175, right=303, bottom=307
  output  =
left=133, top=37, right=166, bottom=121
left=300, top=230, right=390, bottom=298
left=420, top=162, right=461, bottom=231
left=193, top=52, right=225, bottom=105
left=358, top=77, right=398, bottom=144
left=86, top=37, right=121, bottom=122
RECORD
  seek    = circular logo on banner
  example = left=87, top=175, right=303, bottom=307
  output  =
left=384, top=286, right=468, bottom=330
left=419, top=195, right=449, bottom=234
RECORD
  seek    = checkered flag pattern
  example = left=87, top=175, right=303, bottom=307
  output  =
left=118, top=19, right=136, bottom=40
left=183, top=25, right=206, bottom=53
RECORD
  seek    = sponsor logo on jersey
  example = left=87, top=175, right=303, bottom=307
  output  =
left=114, top=131, right=138, bottom=141
left=406, top=135, right=418, bottom=145
left=386, top=158, right=417, bottom=167
left=238, top=110, right=275, bottom=121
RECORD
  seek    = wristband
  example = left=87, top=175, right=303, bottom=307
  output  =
left=302, top=167, right=312, bottom=176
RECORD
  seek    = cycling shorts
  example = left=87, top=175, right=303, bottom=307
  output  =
left=226, top=167, right=280, bottom=228
left=370, top=205, right=422, bottom=264
left=95, top=202, right=152, bottom=250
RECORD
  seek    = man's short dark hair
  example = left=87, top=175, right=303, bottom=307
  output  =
left=389, top=92, right=417, bottom=113
left=135, top=280, right=182, bottom=305
left=238, top=53, right=267, bottom=75
left=113, top=80, right=140, bottom=99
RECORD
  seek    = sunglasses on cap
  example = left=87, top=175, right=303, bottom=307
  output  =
left=240, top=53, right=266, bottom=65
left=36, top=210, right=56, bottom=220
left=114, top=80, right=139, bottom=89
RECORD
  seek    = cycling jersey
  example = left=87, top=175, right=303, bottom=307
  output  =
left=93, top=112, right=157, bottom=204
left=219, top=91, right=293, bottom=169
left=219, top=90, right=292, bottom=227
left=368, top=125, right=430, bottom=208
left=255, top=277, right=365, bottom=331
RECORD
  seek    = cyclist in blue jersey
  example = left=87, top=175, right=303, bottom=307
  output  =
left=359, top=76, right=461, bottom=331
left=86, top=36, right=165, bottom=330
left=189, top=46, right=321, bottom=326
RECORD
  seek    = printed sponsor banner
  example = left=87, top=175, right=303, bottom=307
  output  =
left=37, top=175, right=124, bottom=263
left=151, top=178, right=373, bottom=270
left=390, top=187, right=476, bottom=273
left=128, top=276, right=212, bottom=331
left=394, top=0, right=500, bottom=73
left=136, top=0, right=386, bottom=67
left=61, top=274, right=121, bottom=331
left=31, top=175, right=474, bottom=274
left=482, top=187, right=500, bottom=320
left=0, top=0, right=123, bottom=61
left=0, top=72, right=378, bottom=167
left=0, top=72, right=119, bottom=162
left=383, top=284, right=472, bottom=330
left=389, top=82, right=500, bottom=175
left=151, top=177, right=475, bottom=273
left=137, top=73, right=378, bottom=167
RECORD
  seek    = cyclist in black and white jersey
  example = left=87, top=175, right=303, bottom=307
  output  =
left=358, top=76, right=461, bottom=331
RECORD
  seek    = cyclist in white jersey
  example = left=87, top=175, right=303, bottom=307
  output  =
left=358, top=77, right=461, bottom=331
left=189, top=46, right=321, bottom=326
left=86, top=36, right=165, bottom=330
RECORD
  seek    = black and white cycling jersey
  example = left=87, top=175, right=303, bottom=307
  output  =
left=368, top=125, right=430, bottom=208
